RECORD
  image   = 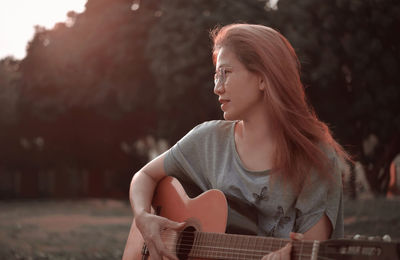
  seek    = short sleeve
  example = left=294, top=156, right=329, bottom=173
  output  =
left=294, top=155, right=344, bottom=238
left=163, top=122, right=216, bottom=192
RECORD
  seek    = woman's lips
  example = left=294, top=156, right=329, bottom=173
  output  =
left=219, top=98, right=230, bottom=110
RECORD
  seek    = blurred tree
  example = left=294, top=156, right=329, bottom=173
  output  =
left=2, top=0, right=398, bottom=197
left=146, top=0, right=272, bottom=143
left=0, top=57, right=20, bottom=126
left=268, top=0, right=400, bottom=194
left=146, top=0, right=400, bottom=194
left=20, top=0, right=158, bottom=120
left=17, top=0, right=159, bottom=171
left=3, top=0, right=161, bottom=197
left=0, top=57, right=23, bottom=195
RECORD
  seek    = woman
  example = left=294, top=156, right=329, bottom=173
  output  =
left=124, top=23, right=349, bottom=260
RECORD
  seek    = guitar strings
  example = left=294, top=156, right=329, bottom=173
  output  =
left=162, top=237, right=313, bottom=250
left=159, top=242, right=335, bottom=260
left=156, top=231, right=339, bottom=260
left=161, top=244, right=330, bottom=260
left=157, top=234, right=333, bottom=260
left=159, top=238, right=319, bottom=256
left=160, top=232, right=318, bottom=251
left=160, top=230, right=316, bottom=246
left=162, top=240, right=316, bottom=254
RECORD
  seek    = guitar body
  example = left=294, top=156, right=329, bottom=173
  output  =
left=123, top=176, right=400, bottom=260
left=123, top=176, right=228, bottom=260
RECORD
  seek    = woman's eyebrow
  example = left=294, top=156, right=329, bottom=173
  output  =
left=216, top=64, right=232, bottom=71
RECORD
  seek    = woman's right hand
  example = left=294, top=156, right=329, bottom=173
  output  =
left=135, top=211, right=185, bottom=260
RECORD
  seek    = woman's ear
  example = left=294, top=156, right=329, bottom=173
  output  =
left=259, top=78, right=266, bottom=91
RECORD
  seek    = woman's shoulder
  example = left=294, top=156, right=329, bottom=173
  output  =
left=190, top=120, right=235, bottom=135
left=313, top=142, right=348, bottom=184
left=174, top=120, right=234, bottom=154
left=318, top=142, right=344, bottom=164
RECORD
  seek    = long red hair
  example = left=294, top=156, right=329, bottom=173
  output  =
left=211, top=24, right=349, bottom=191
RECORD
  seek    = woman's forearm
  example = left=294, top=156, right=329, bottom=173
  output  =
left=129, top=153, right=168, bottom=217
left=130, top=170, right=158, bottom=217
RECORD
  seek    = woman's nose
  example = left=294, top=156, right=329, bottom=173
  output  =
left=214, top=81, right=225, bottom=95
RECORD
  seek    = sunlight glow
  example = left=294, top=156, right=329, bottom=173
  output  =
left=265, top=0, right=279, bottom=11
left=131, top=0, right=140, bottom=11
left=0, top=0, right=87, bottom=60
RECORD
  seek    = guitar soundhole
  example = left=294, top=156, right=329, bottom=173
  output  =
left=176, top=226, right=196, bottom=260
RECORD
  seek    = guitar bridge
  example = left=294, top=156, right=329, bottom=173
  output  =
left=141, top=244, right=149, bottom=260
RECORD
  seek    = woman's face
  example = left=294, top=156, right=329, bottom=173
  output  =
left=214, top=47, right=265, bottom=121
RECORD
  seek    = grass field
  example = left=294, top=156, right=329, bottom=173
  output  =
left=0, top=198, right=399, bottom=260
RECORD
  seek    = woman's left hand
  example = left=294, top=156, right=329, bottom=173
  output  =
left=261, top=232, right=304, bottom=260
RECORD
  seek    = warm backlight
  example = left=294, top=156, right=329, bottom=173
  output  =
left=0, top=0, right=86, bottom=59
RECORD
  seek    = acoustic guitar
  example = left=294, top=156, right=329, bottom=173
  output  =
left=123, top=176, right=400, bottom=260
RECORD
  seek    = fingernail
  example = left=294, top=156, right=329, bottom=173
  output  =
left=291, top=232, right=304, bottom=240
left=293, top=233, right=304, bottom=240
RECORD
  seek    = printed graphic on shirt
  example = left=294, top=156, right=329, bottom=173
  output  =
left=252, top=186, right=269, bottom=204
left=267, top=206, right=292, bottom=236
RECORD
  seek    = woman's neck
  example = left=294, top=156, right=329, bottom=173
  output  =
left=238, top=111, right=275, bottom=146
left=234, top=115, right=277, bottom=171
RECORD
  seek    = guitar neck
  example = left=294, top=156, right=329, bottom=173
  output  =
left=187, top=231, right=317, bottom=260
left=184, top=231, right=400, bottom=260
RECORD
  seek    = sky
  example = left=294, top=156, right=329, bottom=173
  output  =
left=0, top=0, right=87, bottom=60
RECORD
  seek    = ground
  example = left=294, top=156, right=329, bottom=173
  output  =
left=0, top=198, right=399, bottom=260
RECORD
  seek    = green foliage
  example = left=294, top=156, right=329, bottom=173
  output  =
left=0, top=57, right=21, bottom=125
left=20, top=0, right=158, bottom=120
left=0, top=0, right=159, bottom=191
left=268, top=0, right=400, bottom=192
left=1, top=0, right=399, bottom=197
left=146, top=0, right=272, bottom=142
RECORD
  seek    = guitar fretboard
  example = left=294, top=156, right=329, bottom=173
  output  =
left=185, top=231, right=318, bottom=260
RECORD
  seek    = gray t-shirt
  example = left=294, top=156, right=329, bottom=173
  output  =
left=164, top=120, right=344, bottom=238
